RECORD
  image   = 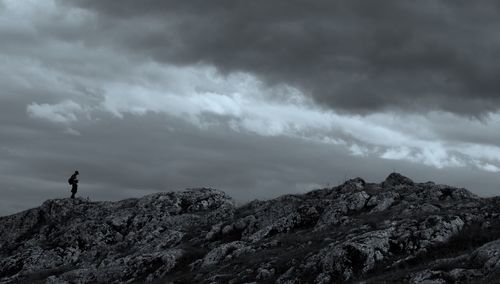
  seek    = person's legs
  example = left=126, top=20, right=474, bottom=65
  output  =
left=71, top=184, right=77, bottom=199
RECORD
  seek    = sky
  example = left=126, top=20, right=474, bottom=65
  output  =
left=1, top=0, right=500, bottom=216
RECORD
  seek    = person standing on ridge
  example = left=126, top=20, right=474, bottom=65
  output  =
left=68, top=170, right=79, bottom=199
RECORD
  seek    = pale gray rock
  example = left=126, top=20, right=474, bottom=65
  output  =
left=0, top=188, right=233, bottom=284
left=206, top=222, right=224, bottom=240
left=317, top=191, right=369, bottom=227
left=367, top=191, right=399, bottom=212
left=469, top=239, right=500, bottom=272
left=256, top=264, right=275, bottom=280
left=202, top=241, right=252, bottom=267
left=410, top=268, right=483, bottom=284
left=410, top=270, right=447, bottom=284
left=0, top=175, right=498, bottom=283
left=339, top=177, right=366, bottom=193
left=419, top=203, right=440, bottom=213
left=276, top=267, right=297, bottom=284
left=448, top=268, right=483, bottom=281
left=306, top=227, right=394, bottom=282
left=222, top=224, right=234, bottom=235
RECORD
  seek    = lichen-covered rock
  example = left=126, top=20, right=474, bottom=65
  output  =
left=339, top=177, right=366, bottom=192
left=256, top=263, right=276, bottom=280
left=316, top=191, right=369, bottom=227
left=306, top=227, right=394, bottom=282
left=0, top=188, right=233, bottom=283
left=410, top=270, right=447, bottom=284
left=468, top=239, right=500, bottom=272
left=419, top=203, right=440, bottom=213
left=367, top=191, right=399, bottom=212
left=392, top=215, right=464, bottom=253
left=202, top=241, right=254, bottom=267
left=0, top=174, right=497, bottom=284
left=410, top=268, right=483, bottom=284
left=236, top=196, right=323, bottom=242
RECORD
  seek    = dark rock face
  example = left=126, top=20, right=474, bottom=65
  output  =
left=2, top=173, right=500, bottom=283
left=0, top=188, right=234, bottom=284
left=382, top=172, right=415, bottom=188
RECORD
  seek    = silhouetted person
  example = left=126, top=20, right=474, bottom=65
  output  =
left=68, top=171, right=79, bottom=199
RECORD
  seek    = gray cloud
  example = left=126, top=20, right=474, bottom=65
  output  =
left=2, top=1, right=500, bottom=217
left=62, top=0, right=500, bottom=116
left=3, top=109, right=500, bottom=216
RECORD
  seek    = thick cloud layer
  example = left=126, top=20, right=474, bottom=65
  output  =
left=2, top=1, right=500, bottom=216
left=65, top=0, right=500, bottom=115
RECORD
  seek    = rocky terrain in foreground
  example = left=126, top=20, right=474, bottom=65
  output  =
left=2, top=173, right=500, bottom=283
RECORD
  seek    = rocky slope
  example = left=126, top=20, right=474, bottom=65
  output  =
left=1, top=173, right=500, bottom=283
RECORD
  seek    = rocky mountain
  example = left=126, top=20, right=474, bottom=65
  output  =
left=1, top=173, right=500, bottom=283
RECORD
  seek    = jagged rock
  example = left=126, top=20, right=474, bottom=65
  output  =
left=448, top=268, right=483, bottom=281
left=306, top=227, right=394, bottom=282
left=1, top=174, right=498, bottom=283
left=276, top=267, right=297, bottom=284
left=410, top=270, right=447, bottom=284
left=391, top=215, right=465, bottom=253
left=419, top=216, right=464, bottom=244
left=0, top=188, right=233, bottom=284
left=202, top=241, right=253, bottom=267
left=222, top=224, right=234, bottom=235
left=239, top=196, right=324, bottom=242
left=467, top=239, right=500, bottom=272
left=345, top=191, right=370, bottom=210
left=256, top=263, right=275, bottom=280
left=317, top=191, right=369, bottom=227
left=246, top=212, right=305, bottom=243
left=383, top=172, right=414, bottom=187
left=410, top=268, right=483, bottom=283
left=339, top=177, right=366, bottom=192
left=449, top=187, right=478, bottom=200
left=419, top=203, right=440, bottom=213
left=206, top=222, right=224, bottom=240
left=367, top=191, right=399, bottom=212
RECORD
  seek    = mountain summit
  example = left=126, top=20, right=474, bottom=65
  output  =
left=1, top=173, right=499, bottom=283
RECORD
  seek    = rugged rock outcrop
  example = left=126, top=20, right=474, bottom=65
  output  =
left=1, top=173, right=500, bottom=283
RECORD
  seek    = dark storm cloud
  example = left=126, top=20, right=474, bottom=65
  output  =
left=64, top=0, right=500, bottom=115
left=3, top=0, right=500, bottom=217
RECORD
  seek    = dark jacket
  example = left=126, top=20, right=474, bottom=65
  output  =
left=69, top=174, right=78, bottom=185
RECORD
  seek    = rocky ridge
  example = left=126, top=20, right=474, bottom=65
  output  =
left=1, top=173, right=500, bottom=283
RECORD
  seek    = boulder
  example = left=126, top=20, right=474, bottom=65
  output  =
left=382, top=172, right=414, bottom=188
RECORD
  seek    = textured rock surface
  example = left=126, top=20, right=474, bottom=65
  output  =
left=2, top=173, right=500, bottom=283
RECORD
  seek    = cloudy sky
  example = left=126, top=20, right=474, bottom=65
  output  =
left=1, top=0, right=500, bottom=215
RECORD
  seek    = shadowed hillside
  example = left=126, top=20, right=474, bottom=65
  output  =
left=1, top=173, right=500, bottom=283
